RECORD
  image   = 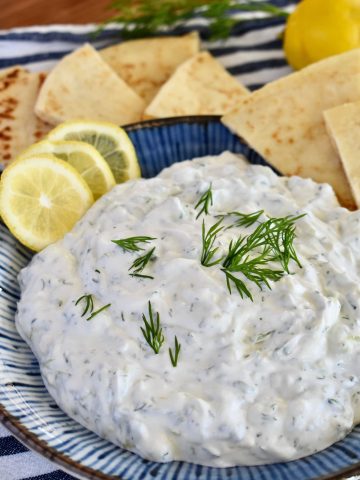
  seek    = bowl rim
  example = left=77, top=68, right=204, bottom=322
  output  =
left=124, top=114, right=222, bottom=132
left=1, top=115, right=360, bottom=480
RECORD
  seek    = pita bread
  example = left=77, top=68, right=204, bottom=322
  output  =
left=0, top=66, right=51, bottom=168
left=100, top=32, right=200, bottom=104
left=222, top=49, right=360, bottom=210
left=145, top=51, right=249, bottom=118
left=324, top=102, right=360, bottom=209
left=35, top=44, right=145, bottom=126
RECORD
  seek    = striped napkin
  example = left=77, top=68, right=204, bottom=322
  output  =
left=0, top=1, right=295, bottom=478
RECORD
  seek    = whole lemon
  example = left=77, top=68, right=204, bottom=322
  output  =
left=284, top=0, right=360, bottom=69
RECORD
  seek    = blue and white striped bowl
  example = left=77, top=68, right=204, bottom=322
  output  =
left=1, top=117, right=360, bottom=480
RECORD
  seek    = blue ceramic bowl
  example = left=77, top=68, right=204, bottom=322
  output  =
left=0, top=116, right=359, bottom=480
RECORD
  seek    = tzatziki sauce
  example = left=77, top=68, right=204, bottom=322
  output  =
left=16, top=152, right=360, bottom=467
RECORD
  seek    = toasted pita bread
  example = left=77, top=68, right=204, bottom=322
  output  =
left=222, top=49, right=360, bottom=210
left=100, top=32, right=200, bottom=104
left=324, top=101, right=360, bottom=209
left=144, top=51, right=249, bottom=118
left=0, top=66, right=51, bottom=168
left=35, top=44, right=145, bottom=126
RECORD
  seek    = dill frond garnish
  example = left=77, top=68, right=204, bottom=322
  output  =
left=75, top=294, right=94, bottom=317
left=141, top=301, right=165, bottom=354
left=75, top=294, right=111, bottom=321
left=221, top=214, right=304, bottom=301
left=169, top=336, right=181, bottom=367
left=201, top=217, right=224, bottom=267
left=111, top=236, right=156, bottom=252
left=129, top=246, right=156, bottom=279
left=86, top=303, right=111, bottom=321
left=264, top=214, right=305, bottom=272
left=227, top=209, right=264, bottom=228
left=195, top=183, right=213, bottom=219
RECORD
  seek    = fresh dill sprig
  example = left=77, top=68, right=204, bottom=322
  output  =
left=100, top=0, right=289, bottom=40
left=111, top=236, right=156, bottom=252
left=129, top=246, right=156, bottom=279
left=201, top=217, right=224, bottom=267
left=264, top=214, right=305, bottom=272
left=141, top=301, right=165, bottom=354
left=169, top=336, right=181, bottom=367
left=222, top=246, right=285, bottom=301
left=195, top=183, right=213, bottom=219
left=227, top=209, right=264, bottom=228
left=75, top=294, right=94, bottom=317
left=86, top=303, right=111, bottom=321
left=75, top=294, right=111, bottom=320
left=222, top=214, right=304, bottom=301
left=222, top=269, right=253, bottom=300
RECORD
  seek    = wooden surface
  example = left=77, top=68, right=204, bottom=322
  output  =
left=1, top=0, right=112, bottom=29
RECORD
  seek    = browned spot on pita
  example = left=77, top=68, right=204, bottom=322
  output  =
left=0, top=68, right=22, bottom=92
left=271, top=131, right=282, bottom=144
left=0, top=126, right=12, bottom=141
left=0, top=67, right=51, bottom=166
left=38, top=72, right=47, bottom=86
left=222, top=48, right=360, bottom=209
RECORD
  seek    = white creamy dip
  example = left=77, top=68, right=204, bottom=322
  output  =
left=16, top=152, right=360, bottom=467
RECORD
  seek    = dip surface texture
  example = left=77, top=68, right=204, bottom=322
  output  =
left=16, top=152, right=360, bottom=467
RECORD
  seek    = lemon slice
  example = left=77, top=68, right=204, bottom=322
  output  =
left=18, top=140, right=116, bottom=200
left=47, top=120, right=141, bottom=183
left=0, top=154, right=93, bottom=251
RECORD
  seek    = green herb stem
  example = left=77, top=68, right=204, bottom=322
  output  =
left=226, top=209, right=264, bottom=229
left=195, top=183, right=213, bottom=219
left=129, top=246, right=156, bottom=279
left=75, top=294, right=94, bottom=317
left=75, top=294, right=111, bottom=321
left=201, top=217, right=224, bottom=267
left=112, top=236, right=156, bottom=252
left=141, top=301, right=165, bottom=354
left=221, top=214, right=304, bottom=300
left=86, top=303, right=111, bottom=321
left=169, top=335, right=181, bottom=367
left=101, top=0, right=289, bottom=40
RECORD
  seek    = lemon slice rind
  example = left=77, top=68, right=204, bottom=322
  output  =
left=46, top=120, right=141, bottom=183
left=0, top=154, right=94, bottom=251
left=17, top=139, right=116, bottom=200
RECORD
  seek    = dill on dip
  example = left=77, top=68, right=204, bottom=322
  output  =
left=141, top=301, right=165, bottom=354
left=169, top=336, right=181, bottom=367
left=75, top=294, right=111, bottom=321
left=112, top=236, right=156, bottom=252
left=129, top=247, right=156, bottom=279
left=200, top=217, right=224, bottom=267
left=195, top=183, right=213, bottom=219
left=221, top=214, right=305, bottom=301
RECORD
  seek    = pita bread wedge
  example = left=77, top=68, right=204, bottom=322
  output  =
left=35, top=43, right=145, bottom=126
left=100, top=32, right=200, bottom=104
left=0, top=66, right=51, bottom=168
left=324, top=101, right=360, bottom=209
left=145, top=51, right=249, bottom=118
left=222, top=49, right=360, bottom=210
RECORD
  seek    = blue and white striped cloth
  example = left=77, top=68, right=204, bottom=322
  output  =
left=0, top=2, right=296, bottom=478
